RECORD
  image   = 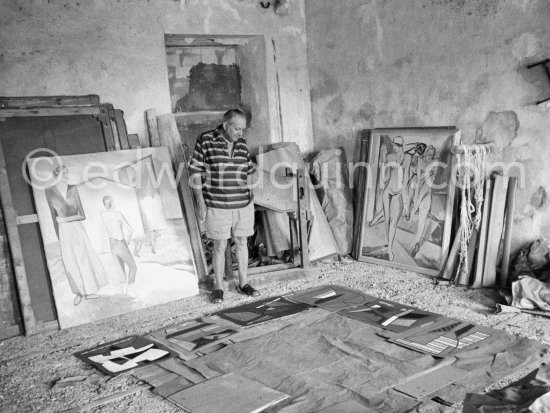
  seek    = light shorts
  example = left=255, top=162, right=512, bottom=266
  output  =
left=205, top=202, right=254, bottom=240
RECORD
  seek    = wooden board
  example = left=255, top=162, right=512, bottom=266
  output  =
left=127, top=133, right=141, bottom=149
left=0, top=95, right=99, bottom=108
left=472, top=179, right=493, bottom=289
left=146, top=109, right=161, bottom=148
left=352, top=131, right=370, bottom=260
left=0, top=143, right=36, bottom=335
left=156, top=114, right=208, bottom=279
left=98, top=105, right=116, bottom=151
left=482, top=175, right=509, bottom=287
left=169, top=373, right=289, bottom=413
left=500, top=177, right=517, bottom=289
left=0, top=107, right=100, bottom=117
left=113, top=109, right=129, bottom=150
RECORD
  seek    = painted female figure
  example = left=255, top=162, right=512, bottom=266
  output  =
left=45, top=165, right=108, bottom=305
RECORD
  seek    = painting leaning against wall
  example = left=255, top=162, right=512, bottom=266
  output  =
left=27, top=147, right=199, bottom=328
left=358, top=128, right=461, bottom=276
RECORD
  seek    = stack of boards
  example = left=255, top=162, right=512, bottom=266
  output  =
left=443, top=174, right=517, bottom=288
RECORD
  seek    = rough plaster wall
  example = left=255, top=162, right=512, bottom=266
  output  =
left=305, top=0, right=550, bottom=252
left=0, top=0, right=313, bottom=153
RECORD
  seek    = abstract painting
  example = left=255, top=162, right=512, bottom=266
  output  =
left=358, top=128, right=461, bottom=275
left=28, top=147, right=199, bottom=328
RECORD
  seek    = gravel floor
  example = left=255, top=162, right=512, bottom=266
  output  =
left=0, top=259, right=548, bottom=412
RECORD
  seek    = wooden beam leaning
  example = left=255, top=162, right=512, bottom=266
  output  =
left=500, top=177, right=517, bottom=289
left=146, top=109, right=161, bottom=148
left=98, top=105, right=116, bottom=151
left=472, top=179, right=493, bottom=288
left=156, top=114, right=208, bottom=279
left=114, top=109, right=129, bottom=150
left=296, top=169, right=311, bottom=268
left=0, top=142, right=36, bottom=335
left=482, top=175, right=509, bottom=287
left=127, top=133, right=141, bottom=150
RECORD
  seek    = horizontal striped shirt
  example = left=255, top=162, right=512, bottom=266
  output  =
left=188, top=125, right=256, bottom=209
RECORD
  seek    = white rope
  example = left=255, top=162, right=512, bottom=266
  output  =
left=454, top=144, right=489, bottom=281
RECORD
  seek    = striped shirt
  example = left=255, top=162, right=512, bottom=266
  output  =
left=188, top=125, right=256, bottom=209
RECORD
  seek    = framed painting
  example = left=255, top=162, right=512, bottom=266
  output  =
left=357, top=127, right=461, bottom=276
left=27, top=147, right=199, bottom=328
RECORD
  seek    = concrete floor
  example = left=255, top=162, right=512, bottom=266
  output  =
left=0, top=260, right=548, bottom=412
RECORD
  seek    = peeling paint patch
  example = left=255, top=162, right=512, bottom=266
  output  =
left=511, top=32, right=541, bottom=61
left=324, top=95, right=345, bottom=124
left=426, top=0, right=499, bottom=17
left=310, top=71, right=339, bottom=100
left=478, top=111, right=520, bottom=146
left=356, top=101, right=376, bottom=122
left=530, top=186, right=548, bottom=209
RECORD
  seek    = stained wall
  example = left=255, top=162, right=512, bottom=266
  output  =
left=305, top=0, right=550, bottom=251
left=0, top=0, right=314, bottom=153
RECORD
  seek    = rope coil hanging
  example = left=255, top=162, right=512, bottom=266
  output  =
left=452, top=144, right=491, bottom=282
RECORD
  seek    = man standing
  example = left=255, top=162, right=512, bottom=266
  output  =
left=189, top=109, right=260, bottom=304
left=100, top=195, right=137, bottom=296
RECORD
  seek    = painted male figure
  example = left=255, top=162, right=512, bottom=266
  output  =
left=100, top=195, right=137, bottom=296
left=189, top=109, right=260, bottom=303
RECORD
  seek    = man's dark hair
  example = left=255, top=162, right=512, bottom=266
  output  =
left=222, top=108, right=246, bottom=124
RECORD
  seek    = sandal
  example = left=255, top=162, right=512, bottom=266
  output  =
left=211, top=289, right=224, bottom=304
left=239, top=284, right=260, bottom=297
left=73, top=294, right=83, bottom=306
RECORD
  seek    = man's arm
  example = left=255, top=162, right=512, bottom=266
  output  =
left=191, top=173, right=207, bottom=222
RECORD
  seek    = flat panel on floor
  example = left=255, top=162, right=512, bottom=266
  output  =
left=287, top=284, right=377, bottom=311
left=169, top=373, right=289, bottom=413
left=394, top=365, right=467, bottom=399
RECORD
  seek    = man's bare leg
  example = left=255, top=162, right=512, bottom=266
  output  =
left=234, top=236, right=248, bottom=288
left=234, top=236, right=259, bottom=296
left=212, top=239, right=228, bottom=293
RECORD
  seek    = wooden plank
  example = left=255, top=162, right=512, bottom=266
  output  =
left=457, top=228, right=479, bottom=286
left=156, top=114, right=208, bottom=280
left=0, top=95, right=99, bottom=109
left=98, top=105, right=116, bottom=151
left=106, top=106, right=121, bottom=151
left=352, top=132, right=369, bottom=260
left=472, top=179, right=493, bottom=289
left=164, top=34, right=252, bottom=47
left=146, top=109, right=161, bottom=148
left=500, top=177, right=517, bottom=289
left=0, top=208, right=22, bottom=336
left=297, top=169, right=311, bottom=268
left=62, top=384, right=151, bottom=413
left=0, top=324, right=21, bottom=340
left=0, top=107, right=100, bottom=118
left=16, top=214, right=38, bottom=225
left=482, top=175, right=509, bottom=288
left=34, top=319, right=60, bottom=334
left=441, top=224, right=462, bottom=281
left=114, top=109, right=129, bottom=150
left=247, top=266, right=317, bottom=287
left=232, top=263, right=297, bottom=278
left=0, top=143, right=36, bottom=335
left=127, top=133, right=141, bottom=149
